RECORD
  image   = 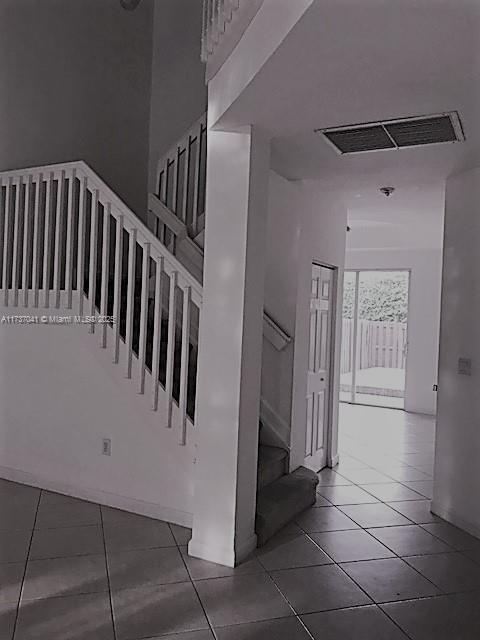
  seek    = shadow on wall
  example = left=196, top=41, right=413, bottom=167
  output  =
left=0, top=0, right=153, bottom=217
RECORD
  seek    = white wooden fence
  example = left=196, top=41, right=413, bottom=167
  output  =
left=341, top=318, right=407, bottom=373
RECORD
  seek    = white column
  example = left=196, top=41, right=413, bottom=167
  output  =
left=188, top=126, right=270, bottom=567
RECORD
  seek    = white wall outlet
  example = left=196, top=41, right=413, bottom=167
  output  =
left=458, top=358, right=472, bottom=376
left=102, top=438, right=112, bottom=456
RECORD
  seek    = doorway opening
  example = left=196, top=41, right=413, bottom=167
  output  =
left=340, top=270, right=410, bottom=409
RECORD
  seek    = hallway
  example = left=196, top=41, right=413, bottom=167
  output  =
left=1, top=406, right=480, bottom=639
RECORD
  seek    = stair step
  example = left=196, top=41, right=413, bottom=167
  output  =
left=255, top=466, right=319, bottom=546
left=257, top=445, right=288, bottom=490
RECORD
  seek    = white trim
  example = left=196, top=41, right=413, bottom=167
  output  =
left=328, top=453, right=340, bottom=468
left=188, top=532, right=257, bottom=568
left=0, top=464, right=193, bottom=528
left=431, top=500, right=480, bottom=541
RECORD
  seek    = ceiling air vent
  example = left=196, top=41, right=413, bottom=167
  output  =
left=317, top=111, right=464, bottom=155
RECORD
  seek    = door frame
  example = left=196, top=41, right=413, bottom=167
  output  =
left=341, top=267, right=412, bottom=410
left=304, top=260, right=339, bottom=471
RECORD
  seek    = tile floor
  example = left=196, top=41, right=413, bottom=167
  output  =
left=2, top=404, right=480, bottom=639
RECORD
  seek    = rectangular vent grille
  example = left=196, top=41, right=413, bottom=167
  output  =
left=324, top=126, right=395, bottom=154
left=317, top=112, right=464, bottom=155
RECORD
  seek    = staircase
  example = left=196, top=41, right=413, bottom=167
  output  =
left=0, top=116, right=317, bottom=547
left=147, top=112, right=318, bottom=544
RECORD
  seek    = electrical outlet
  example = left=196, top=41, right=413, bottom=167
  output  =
left=102, top=438, right=112, bottom=456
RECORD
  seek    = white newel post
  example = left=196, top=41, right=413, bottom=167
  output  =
left=188, top=125, right=270, bottom=567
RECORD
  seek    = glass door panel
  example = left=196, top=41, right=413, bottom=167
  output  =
left=340, top=271, right=356, bottom=403
left=341, top=270, right=409, bottom=409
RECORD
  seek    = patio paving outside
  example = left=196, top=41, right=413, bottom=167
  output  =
left=340, top=367, right=406, bottom=409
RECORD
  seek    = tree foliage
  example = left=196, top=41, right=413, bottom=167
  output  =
left=343, top=273, right=409, bottom=323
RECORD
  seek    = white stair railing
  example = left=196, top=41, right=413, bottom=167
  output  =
left=150, top=112, right=292, bottom=353
left=0, top=161, right=202, bottom=446
left=201, top=0, right=264, bottom=64
left=153, top=114, right=207, bottom=244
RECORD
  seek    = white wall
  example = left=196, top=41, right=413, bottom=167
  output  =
left=208, top=0, right=314, bottom=128
left=261, top=172, right=302, bottom=445
left=432, top=166, right=480, bottom=538
left=0, top=0, right=153, bottom=216
left=345, top=248, right=443, bottom=415
left=0, top=301, right=195, bottom=526
left=262, top=173, right=347, bottom=467
left=290, top=183, right=347, bottom=468
left=148, top=0, right=207, bottom=191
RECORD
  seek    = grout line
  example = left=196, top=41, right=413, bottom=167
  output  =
left=170, top=523, right=218, bottom=640
left=332, top=553, right=416, bottom=640
left=262, top=571, right=316, bottom=640
left=2, top=476, right=479, bottom=640
left=99, top=504, right=117, bottom=640
left=10, top=487, right=42, bottom=639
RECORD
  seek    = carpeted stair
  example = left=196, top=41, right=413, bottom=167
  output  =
left=255, top=444, right=318, bottom=546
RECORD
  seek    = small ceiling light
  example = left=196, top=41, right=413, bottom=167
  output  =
left=380, top=187, right=395, bottom=197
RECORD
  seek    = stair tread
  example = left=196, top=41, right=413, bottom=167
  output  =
left=258, top=445, right=288, bottom=467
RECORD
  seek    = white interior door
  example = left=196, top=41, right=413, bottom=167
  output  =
left=305, top=263, right=334, bottom=471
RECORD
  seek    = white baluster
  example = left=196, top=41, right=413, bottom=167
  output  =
left=160, top=167, right=167, bottom=205
left=22, top=175, right=33, bottom=307
left=171, top=148, right=180, bottom=215
left=88, top=189, right=99, bottom=333
left=11, top=176, right=23, bottom=307
left=165, top=270, right=178, bottom=427
left=31, top=173, right=42, bottom=308
left=151, top=256, right=164, bottom=410
left=201, top=0, right=208, bottom=60
left=64, top=168, right=76, bottom=309
left=182, top=137, right=191, bottom=225
left=100, top=202, right=111, bottom=348
left=192, top=123, right=204, bottom=235
left=43, top=172, right=54, bottom=308
left=125, top=227, right=137, bottom=379
left=178, top=285, right=191, bottom=445
left=53, top=170, right=66, bottom=308
left=77, top=176, right=88, bottom=316
left=1, top=177, right=12, bottom=305
left=112, top=215, right=123, bottom=364
left=138, top=242, right=150, bottom=393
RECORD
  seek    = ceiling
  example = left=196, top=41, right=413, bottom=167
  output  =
left=345, top=182, right=445, bottom=251
left=215, top=0, right=480, bottom=238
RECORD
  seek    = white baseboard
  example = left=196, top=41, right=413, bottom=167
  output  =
left=188, top=532, right=257, bottom=568
left=430, top=500, right=480, bottom=540
left=0, top=464, right=192, bottom=528
left=328, top=454, right=340, bottom=468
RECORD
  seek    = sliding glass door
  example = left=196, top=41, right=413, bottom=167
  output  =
left=340, top=270, right=409, bottom=409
